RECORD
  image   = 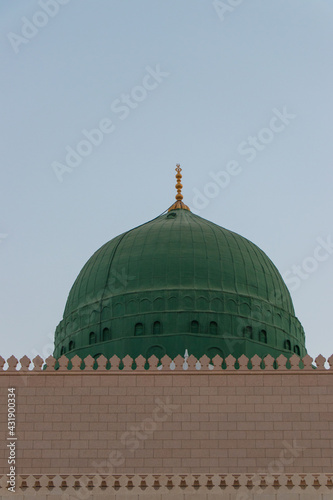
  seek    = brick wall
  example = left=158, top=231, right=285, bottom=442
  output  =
left=0, top=353, right=332, bottom=475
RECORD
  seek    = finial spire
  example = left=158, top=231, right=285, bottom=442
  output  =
left=168, top=164, right=190, bottom=212
left=175, top=164, right=183, bottom=201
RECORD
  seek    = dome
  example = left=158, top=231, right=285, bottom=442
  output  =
left=54, top=194, right=306, bottom=362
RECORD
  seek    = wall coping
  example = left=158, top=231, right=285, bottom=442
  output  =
left=1, top=473, right=333, bottom=496
left=0, top=353, right=332, bottom=373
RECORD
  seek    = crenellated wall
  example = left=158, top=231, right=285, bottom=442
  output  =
left=0, top=353, right=333, bottom=482
left=1, top=473, right=333, bottom=498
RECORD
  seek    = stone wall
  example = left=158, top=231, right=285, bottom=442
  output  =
left=0, top=353, right=332, bottom=480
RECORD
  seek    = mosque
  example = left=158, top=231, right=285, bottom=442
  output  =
left=54, top=165, right=306, bottom=364
left=0, top=166, right=332, bottom=499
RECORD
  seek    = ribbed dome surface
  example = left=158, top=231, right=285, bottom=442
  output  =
left=65, top=210, right=293, bottom=315
left=54, top=209, right=306, bottom=360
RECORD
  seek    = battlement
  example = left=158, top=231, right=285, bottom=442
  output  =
left=0, top=473, right=333, bottom=498
left=0, top=353, right=332, bottom=372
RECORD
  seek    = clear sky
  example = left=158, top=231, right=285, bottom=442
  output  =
left=1, top=0, right=333, bottom=363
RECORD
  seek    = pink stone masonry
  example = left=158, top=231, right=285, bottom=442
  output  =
left=0, top=354, right=332, bottom=475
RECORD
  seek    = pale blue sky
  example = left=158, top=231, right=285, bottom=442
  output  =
left=1, top=0, right=333, bottom=362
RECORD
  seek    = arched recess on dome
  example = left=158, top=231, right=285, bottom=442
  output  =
left=259, top=330, right=267, bottom=344
left=190, top=320, right=199, bottom=334
left=72, top=315, right=78, bottom=331
left=69, top=340, right=75, bottom=351
left=227, top=299, right=238, bottom=314
left=146, top=345, right=166, bottom=360
left=284, top=339, right=291, bottom=351
left=240, top=302, right=251, bottom=317
left=101, top=307, right=110, bottom=322
left=89, top=332, right=97, bottom=344
left=184, top=296, right=194, bottom=310
left=243, top=326, right=252, bottom=339
left=80, top=308, right=89, bottom=327
left=209, top=321, right=218, bottom=335
left=135, top=323, right=144, bottom=336
left=276, top=313, right=282, bottom=327
left=264, top=307, right=272, bottom=323
left=140, top=298, right=151, bottom=313
left=90, top=310, right=99, bottom=325
left=211, top=297, right=223, bottom=312
left=281, top=313, right=288, bottom=337
left=103, top=327, right=111, bottom=341
left=114, top=303, right=124, bottom=317
left=153, top=321, right=162, bottom=335
left=65, top=321, right=71, bottom=334
left=197, top=296, right=208, bottom=310
left=126, top=300, right=137, bottom=315
left=252, top=304, right=262, bottom=320
left=153, top=297, right=163, bottom=311
left=168, top=296, right=178, bottom=310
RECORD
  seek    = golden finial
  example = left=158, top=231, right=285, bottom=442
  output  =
left=168, top=164, right=190, bottom=212
left=175, top=164, right=183, bottom=201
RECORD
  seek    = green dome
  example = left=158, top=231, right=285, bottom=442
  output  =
left=54, top=209, right=306, bottom=361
